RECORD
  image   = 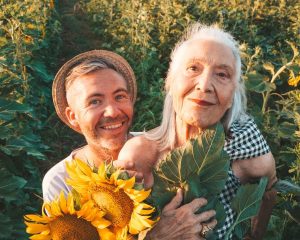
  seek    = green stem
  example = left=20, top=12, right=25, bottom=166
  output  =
left=262, top=60, right=293, bottom=114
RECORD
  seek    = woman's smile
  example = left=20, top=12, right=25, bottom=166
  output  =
left=188, top=97, right=216, bottom=106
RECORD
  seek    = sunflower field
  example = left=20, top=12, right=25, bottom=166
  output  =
left=0, top=0, right=299, bottom=239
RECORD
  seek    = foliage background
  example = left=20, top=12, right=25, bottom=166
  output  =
left=0, top=0, right=299, bottom=239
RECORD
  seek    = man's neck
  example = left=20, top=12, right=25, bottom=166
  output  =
left=76, top=144, right=121, bottom=168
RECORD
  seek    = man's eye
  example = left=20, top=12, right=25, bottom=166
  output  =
left=90, top=99, right=101, bottom=105
left=116, top=94, right=128, bottom=101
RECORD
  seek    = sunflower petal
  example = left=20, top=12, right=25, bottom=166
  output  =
left=98, top=227, right=116, bottom=240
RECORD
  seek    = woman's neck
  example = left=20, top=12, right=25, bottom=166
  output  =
left=175, top=116, right=202, bottom=148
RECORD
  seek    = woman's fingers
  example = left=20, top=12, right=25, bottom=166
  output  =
left=162, top=188, right=183, bottom=213
left=196, top=218, right=218, bottom=240
left=186, top=197, right=208, bottom=213
left=196, top=209, right=216, bottom=222
left=201, top=218, right=218, bottom=230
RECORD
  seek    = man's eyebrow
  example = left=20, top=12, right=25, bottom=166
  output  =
left=113, top=88, right=129, bottom=94
left=86, top=93, right=104, bottom=100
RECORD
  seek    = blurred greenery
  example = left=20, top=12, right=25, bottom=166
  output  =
left=0, top=0, right=299, bottom=238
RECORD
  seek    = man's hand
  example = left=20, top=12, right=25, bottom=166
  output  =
left=113, top=159, right=144, bottom=182
left=146, top=189, right=217, bottom=240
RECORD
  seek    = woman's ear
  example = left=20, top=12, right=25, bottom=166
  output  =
left=65, top=106, right=81, bottom=132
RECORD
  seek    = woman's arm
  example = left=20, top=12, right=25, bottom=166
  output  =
left=232, top=152, right=277, bottom=240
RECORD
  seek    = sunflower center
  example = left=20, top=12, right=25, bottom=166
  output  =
left=49, top=214, right=99, bottom=240
left=92, top=183, right=134, bottom=228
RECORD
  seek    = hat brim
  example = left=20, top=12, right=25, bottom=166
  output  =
left=52, top=50, right=137, bottom=133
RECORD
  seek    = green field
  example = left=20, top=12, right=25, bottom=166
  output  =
left=0, top=0, right=299, bottom=239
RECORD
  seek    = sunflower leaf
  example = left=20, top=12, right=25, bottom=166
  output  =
left=149, top=123, right=229, bottom=233
left=225, top=177, right=268, bottom=239
left=0, top=168, right=27, bottom=201
left=273, top=179, right=300, bottom=196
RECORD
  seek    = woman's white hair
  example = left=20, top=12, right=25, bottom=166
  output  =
left=146, top=23, right=248, bottom=151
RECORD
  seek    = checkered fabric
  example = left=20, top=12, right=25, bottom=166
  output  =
left=215, top=117, right=270, bottom=239
left=224, top=117, right=270, bottom=161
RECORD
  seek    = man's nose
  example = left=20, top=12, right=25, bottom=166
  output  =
left=103, top=104, right=121, bottom=118
left=195, top=70, right=214, bottom=93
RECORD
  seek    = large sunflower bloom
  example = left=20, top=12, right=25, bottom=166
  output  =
left=66, top=159, right=157, bottom=239
left=24, top=192, right=113, bottom=240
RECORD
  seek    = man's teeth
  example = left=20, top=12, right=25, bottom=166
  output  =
left=102, top=123, right=122, bottom=129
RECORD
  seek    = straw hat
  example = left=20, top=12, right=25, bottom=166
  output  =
left=52, top=50, right=137, bottom=132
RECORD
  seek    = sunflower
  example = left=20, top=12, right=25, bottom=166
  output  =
left=66, top=159, right=157, bottom=239
left=24, top=192, right=114, bottom=240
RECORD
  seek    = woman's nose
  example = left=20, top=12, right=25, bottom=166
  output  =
left=195, top=70, right=214, bottom=93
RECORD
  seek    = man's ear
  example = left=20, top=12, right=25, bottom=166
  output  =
left=65, top=106, right=81, bottom=132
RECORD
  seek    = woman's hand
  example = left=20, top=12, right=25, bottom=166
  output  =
left=145, top=189, right=217, bottom=240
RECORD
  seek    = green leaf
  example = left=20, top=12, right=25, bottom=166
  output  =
left=27, top=60, right=53, bottom=83
left=273, top=179, right=300, bottom=196
left=0, top=212, right=13, bottom=239
left=150, top=123, right=230, bottom=234
left=150, top=170, right=177, bottom=210
left=245, top=72, right=276, bottom=93
left=0, top=98, right=33, bottom=121
left=277, top=122, right=297, bottom=139
left=193, top=124, right=230, bottom=194
left=0, top=98, right=32, bottom=113
left=0, top=168, right=27, bottom=201
left=225, top=177, right=268, bottom=239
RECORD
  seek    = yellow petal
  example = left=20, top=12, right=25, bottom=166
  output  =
left=30, top=234, right=51, bottom=240
left=26, top=223, right=50, bottom=234
left=98, top=228, right=116, bottom=240
left=117, top=176, right=135, bottom=190
left=24, top=214, right=45, bottom=223
left=93, top=218, right=112, bottom=229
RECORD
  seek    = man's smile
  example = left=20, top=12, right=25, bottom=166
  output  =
left=101, top=122, right=123, bottom=130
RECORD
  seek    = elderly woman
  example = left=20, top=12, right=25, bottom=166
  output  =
left=116, top=23, right=277, bottom=239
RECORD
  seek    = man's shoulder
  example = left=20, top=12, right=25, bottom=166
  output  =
left=43, top=155, right=71, bottom=182
left=42, top=154, right=73, bottom=201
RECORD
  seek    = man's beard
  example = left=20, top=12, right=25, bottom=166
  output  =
left=84, top=116, right=130, bottom=152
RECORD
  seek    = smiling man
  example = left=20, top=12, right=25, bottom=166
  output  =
left=42, top=50, right=137, bottom=202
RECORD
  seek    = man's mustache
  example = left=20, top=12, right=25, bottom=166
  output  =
left=97, top=116, right=128, bottom=127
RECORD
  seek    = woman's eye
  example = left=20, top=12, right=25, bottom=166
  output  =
left=187, top=65, right=198, bottom=72
left=217, top=72, right=229, bottom=78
